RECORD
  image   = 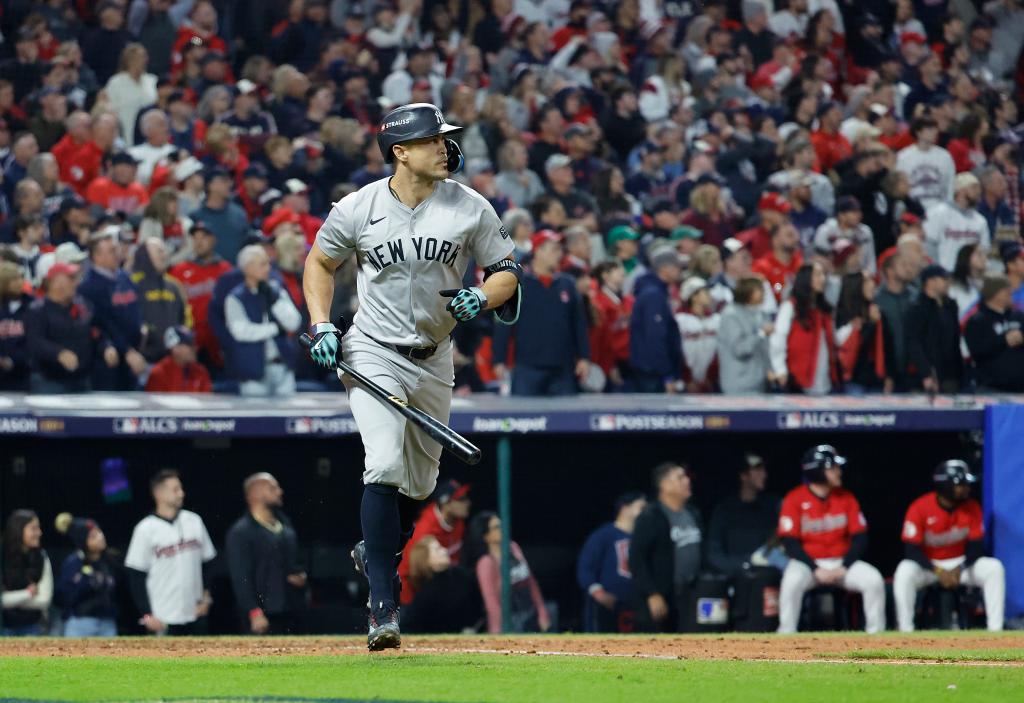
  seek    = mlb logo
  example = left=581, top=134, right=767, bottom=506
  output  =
left=696, top=597, right=728, bottom=625
left=114, top=418, right=139, bottom=434
left=593, top=414, right=616, bottom=431
left=778, top=412, right=802, bottom=429
left=287, top=417, right=313, bottom=434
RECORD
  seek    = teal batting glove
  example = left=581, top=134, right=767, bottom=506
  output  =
left=308, top=322, right=342, bottom=368
left=440, top=287, right=487, bottom=322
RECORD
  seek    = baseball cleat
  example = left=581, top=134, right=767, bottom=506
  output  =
left=351, top=540, right=367, bottom=576
left=367, top=608, right=401, bottom=651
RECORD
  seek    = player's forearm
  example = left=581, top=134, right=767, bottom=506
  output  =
left=303, top=248, right=339, bottom=324
left=480, top=271, right=518, bottom=310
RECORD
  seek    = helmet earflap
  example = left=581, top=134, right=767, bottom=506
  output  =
left=445, top=138, right=464, bottom=174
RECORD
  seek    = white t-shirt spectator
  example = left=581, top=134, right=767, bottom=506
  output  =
left=105, top=71, right=158, bottom=147
left=811, top=218, right=878, bottom=275
left=125, top=510, right=216, bottom=626
left=675, top=310, right=720, bottom=385
left=923, top=202, right=991, bottom=272
left=895, top=144, right=956, bottom=210
left=129, top=141, right=177, bottom=185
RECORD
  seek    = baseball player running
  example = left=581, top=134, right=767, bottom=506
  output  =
left=893, top=460, right=1005, bottom=631
left=302, top=103, right=521, bottom=650
left=776, top=445, right=886, bottom=633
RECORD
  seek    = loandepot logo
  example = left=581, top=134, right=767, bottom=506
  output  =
left=591, top=414, right=704, bottom=431
left=471, top=416, right=548, bottom=433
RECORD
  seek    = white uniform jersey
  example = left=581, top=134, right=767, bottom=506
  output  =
left=315, top=177, right=514, bottom=347
left=923, top=202, right=991, bottom=272
left=895, top=144, right=955, bottom=210
left=125, top=510, right=216, bottom=625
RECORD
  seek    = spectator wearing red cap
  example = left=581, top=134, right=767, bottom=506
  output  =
left=145, top=325, right=212, bottom=393
left=769, top=261, right=839, bottom=395
left=493, top=230, right=591, bottom=396
left=752, top=222, right=803, bottom=304
left=25, top=263, right=116, bottom=393
left=0, top=261, right=32, bottom=391
left=169, top=221, right=233, bottom=368
left=589, top=260, right=634, bottom=390
left=51, top=111, right=103, bottom=197
left=397, top=480, right=472, bottom=605
left=737, top=192, right=792, bottom=260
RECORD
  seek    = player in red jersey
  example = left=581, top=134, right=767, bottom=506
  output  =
left=893, top=460, right=1004, bottom=631
left=776, top=445, right=886, bottom=633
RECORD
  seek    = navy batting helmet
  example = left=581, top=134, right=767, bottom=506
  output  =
left=377, top=103, right=464, bottom=171
left=801, top=444, right=846, bottom=483
left=933, top=459, right=977, bottom=501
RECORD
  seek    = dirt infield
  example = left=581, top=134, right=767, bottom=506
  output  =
left=0, top=634, right=1020, bottom=663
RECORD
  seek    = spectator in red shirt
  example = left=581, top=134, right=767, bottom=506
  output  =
left=145, top=325, right=212, bottom=393
left=810, top=101, right=852, bottom=176
left=171, top=1, right=228, bottom=73
left=776, top=445, right=885, bottom=633
left=278, top=179, right=323, bottom=245
left=893, top=460, right=1004, bottom=632
left=51, top=111, right=102, bottom=197
left=589, top=260, right=635, bottom=390
left=752, top=222, right=803, bottom=303
left=168, top=221, right=232, bottom=367
left=736, top=192, right=792, bottom=260
left=397, top=480, right=471, bottom=605
left=85, top=153, right=149, bottom=214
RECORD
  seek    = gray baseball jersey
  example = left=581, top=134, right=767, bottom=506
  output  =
left=314, top=177, right=514, bottom=346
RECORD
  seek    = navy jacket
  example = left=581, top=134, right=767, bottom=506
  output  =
left=629, top=272, right=682, bottom=379
left=25, top=296, right=105, bottom=382
left=224, top=283, right=295, bottom=381
left=56, top=552, right=117, bottom=620
left=0, top=293, right=32, bottom=391
left=492, top=272, right=589, bottom=369
left=77, top=267, right=143, bottom=354
left=577, top=523, right=635, bottom=604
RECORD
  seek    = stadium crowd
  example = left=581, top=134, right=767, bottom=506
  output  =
left=0, top=447, right=1005, bottom=636
left=0, top=0, right=1023, bottom=396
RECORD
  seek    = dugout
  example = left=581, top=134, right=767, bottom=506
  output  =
left=0, top=392, right=1020, bottom=633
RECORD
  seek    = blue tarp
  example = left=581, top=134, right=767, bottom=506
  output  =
left=984, top=404, right=1024, bottom=619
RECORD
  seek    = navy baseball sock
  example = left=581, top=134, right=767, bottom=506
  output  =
left=361, top=483, right=401, bottom=615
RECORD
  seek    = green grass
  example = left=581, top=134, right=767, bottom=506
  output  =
left=2, top=655, right=1024, bottom=703
left=825, top=648, right=1024, bottom=662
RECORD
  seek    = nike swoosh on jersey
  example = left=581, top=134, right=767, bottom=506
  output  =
left=370, top=216, right=386, bottom=225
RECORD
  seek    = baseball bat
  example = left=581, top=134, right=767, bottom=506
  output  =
left=299, top=333, right=482, bottom=466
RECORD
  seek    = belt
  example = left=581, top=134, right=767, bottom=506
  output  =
left=365, top=333, right=438, bottom=360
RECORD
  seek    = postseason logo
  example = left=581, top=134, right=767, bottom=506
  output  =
left=591, top=414, right=704, bottom=431
left=286, top=417, right=360, bottom=435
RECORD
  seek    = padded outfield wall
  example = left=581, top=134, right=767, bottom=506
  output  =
left=0, top=393, right=1018, bottom=631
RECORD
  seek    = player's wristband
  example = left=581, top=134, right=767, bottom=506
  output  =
left=311, top=322, right=339, bottom=336
left=249, top=608, right=264, bottom=619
